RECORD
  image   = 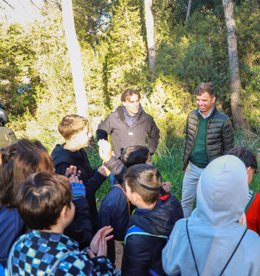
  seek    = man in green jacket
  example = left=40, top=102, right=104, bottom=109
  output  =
left=182, top=82, right=234, bottom=217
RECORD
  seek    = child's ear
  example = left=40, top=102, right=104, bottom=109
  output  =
left=70, top=133, right=77, bottom=141
left=134, top=192, right=143, bottom=204
left=60, top=205, right=67, bottom=219
left=60, top=205, right=70, bottom=218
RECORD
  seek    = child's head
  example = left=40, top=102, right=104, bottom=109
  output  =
left=124, top=164, right=162, bottom=206
left=16, top=172, right=74, bottom=231
left=58, top=114, right=91, bottom=145
left=121, top=145, right=151, bottom=167
left=0, top=139, right=54, bottom=207
left=228, top=147, right=258, bottom=184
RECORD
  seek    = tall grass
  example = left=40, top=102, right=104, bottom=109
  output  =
left=153, top=140, right=184, bottom=200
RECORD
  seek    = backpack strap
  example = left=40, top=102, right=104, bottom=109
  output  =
left=186, top=219, right=200, bottom=276
left=219, top=227, right=247, bottom=275
left=124, top=225, right=168, bottom=244
left=186, top=219, right=248, bottom=276
left=114, top=184, right=131, bottom=216
left=245, top=190, right=256, bottom=213
left=47, top=250, right=76, bottom=275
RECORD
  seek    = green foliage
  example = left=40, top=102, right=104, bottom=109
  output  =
left=102, top=0, right=148, bottom=107
left=1, top=0, right=259, bottom=198
left=233, top=129, right=260, bottom=192
left=144, top=75, right=193, bottom=139
left=153, top=140, right=184, bottom=201
left=235, top=0, right=260, bottom=132
left=156, top=10, right=230, bottom=102
left=5, top=5, right=76, bottom=151
left=0, top=23, right=37, bottom=115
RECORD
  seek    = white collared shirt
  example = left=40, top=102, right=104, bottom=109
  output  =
left=198, top=105, right=215, bottom=119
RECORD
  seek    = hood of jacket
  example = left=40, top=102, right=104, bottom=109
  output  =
left=129, top=194, right=182, bottom=236
left=51, top=144, right=84, bottom=166
left=192, top=155, right=248, bottom=226
left=162, top=155, right=260, bottom=276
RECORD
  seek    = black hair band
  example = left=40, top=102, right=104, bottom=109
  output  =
left=139, top=183, right=162, bottom=191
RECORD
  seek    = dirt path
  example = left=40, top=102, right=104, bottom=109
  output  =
left=115, top=240, right=123, bottom=269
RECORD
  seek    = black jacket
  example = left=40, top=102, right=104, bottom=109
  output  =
left=65, top=197, right=93, bottom=249
left=121, top=194, right=183, bottom=276
left=183, top=107, right=234, bottom=170
left=51, top=144, right=107, bottom=233
left=96, top=106, right=160, bottom=157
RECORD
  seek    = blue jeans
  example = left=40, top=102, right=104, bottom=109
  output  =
left=181, top=161, right=205, bottom=217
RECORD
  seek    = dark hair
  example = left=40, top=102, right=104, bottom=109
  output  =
left=195, top=82, right=215, bottom=97
left=228, top=147, right=258, bottom=172
left=121, top=89, right=141, bottom=102
left=16, top=172, right=72, bottom=230
left=58, top=114, right=89, bottom=140
left=124, top=164, right=162, bottom=204
left=0, top=139, right=54, bottom=207
left=121, top=146, right=150, bottom=167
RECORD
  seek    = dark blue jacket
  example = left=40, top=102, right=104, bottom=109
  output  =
left=0, top=207, right=24, bottom=267
left=98, top=184, right=132, bottom=264
left=99, top=155, right=133, bottom=264
left=121, top=194, right=183, bottom=276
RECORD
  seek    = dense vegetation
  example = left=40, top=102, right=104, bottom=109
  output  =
left=0, top=0, right=259, bottom=195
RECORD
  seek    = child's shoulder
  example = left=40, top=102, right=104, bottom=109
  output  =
left=100, top=185, right=127, bottom=208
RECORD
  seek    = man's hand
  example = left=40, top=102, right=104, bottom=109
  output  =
left=97, top=165, right=110, bottom=177
left=98, top=139, right=113, bottom=163
left=65, top=165, right=85, bottom=200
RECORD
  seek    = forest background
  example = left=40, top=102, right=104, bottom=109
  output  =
left=0, top=0, right=259, bottom=200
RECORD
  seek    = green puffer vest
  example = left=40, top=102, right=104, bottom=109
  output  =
left=183, top=107, right=234, bottom=170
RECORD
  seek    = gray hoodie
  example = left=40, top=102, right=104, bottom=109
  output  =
left=162, top=155, right=260, bottom=276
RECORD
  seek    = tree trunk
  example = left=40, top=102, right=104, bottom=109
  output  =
left=186, top=0, right=193, bottom=23
left=61, top=0, right=89, bottom=118
left=144, top=0, right=156, bottom=73
left=222, top=0, right=245, bottom=128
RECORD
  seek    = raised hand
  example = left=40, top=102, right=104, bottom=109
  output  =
left=65, top=165, right=85, bottom=200
left=98, top=139, right=113, bottom=162
left=65, top=165, right=82, bottom=180
left=162, top=181, right=172, bottom=193
left=88, top=226, right=114, bottom=257
left=97, top=165, right=110, bottom=177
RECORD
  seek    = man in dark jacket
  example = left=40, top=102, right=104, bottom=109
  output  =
left=182, top=82, right=234, bottom=217
left=96, top=89, right=160, bottom=158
